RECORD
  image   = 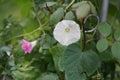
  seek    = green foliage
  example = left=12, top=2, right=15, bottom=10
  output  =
left=81, top=50, right=99, bottom=76
left=50, top=8, right=64, bottom=25
left=96, top=39, right=108, bottom=52
left=20, top=1, right=33, bottom=17
left=0, top=0, right=120, bottom=80
left=64, top=44, right=86, bottom=80
left=36, top=73, right=59, bottom=80
left=111, top=42, right=120, bottom=60
left=65, top=11, right=75, bottom=20
left=88, top=1, right=97, bottom=14
left=99, top=50, right=113, bottom=61
left=114, top=29, right=120, bottom=41
left=40, top=34, right=56, bottom=49
left=50, top=44, right=66, bottom=71
left=64, top=44, right=99, bottom=80
left=98, top=22, right=111, bottom=37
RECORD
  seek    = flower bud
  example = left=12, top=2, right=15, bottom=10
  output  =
left=73, top=1, right=96, bottom=21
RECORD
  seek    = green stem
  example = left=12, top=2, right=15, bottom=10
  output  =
left=36, top=14, right=42, bottom=26
left=5, top=22, right=47, bottom=42
left=65, top=0, right=75, bottom=12
left=5, top=28, right=40, bottom=42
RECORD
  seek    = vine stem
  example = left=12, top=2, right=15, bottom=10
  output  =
left=65, top=0, right=75, bottom=12
left=36, top=15, right=42, bottom=26
left=5, top=27, right=40, bottom=42
left=81, top=14, right=99, bottom=51
left=82, top=22, right=86, bottom=51
left=4, top=22, right=47, bottom=42
left=45, top=3, right=53, bottom=14
left=32, top=0, right=47, bottom=37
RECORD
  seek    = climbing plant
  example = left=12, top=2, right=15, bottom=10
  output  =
left=0, top=0, right=120, bottom=80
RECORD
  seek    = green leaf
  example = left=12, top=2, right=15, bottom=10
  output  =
left=49, top=44, right=66, bottom=71
left=88, top=1, right=97, bottom=14
left=36, top=73, right=59, bottom=80
left=80, top=50, right=99, bottom=76
left=111, top=42, right=120, bottom=60
left=65, top=11, right=75, bottom=20
left=99, top=50, right=113, bottom=61
left=8, top=57, right=15, bottom=66
left=12, top=71, right=26, bottom=79
left=96, top=39, right=108, bottom=52
left=98, top=22, right=111, bottom=37
left=41, top=34, right=56, bottom=49
left=12, top=70, right=35, bottom=79
left=50, top=8, right=64, bottom=25
left=64, top=44, right=86, bottom=80
left=58, top=55, right=65, bottom=72
left=114, top=29, right=120, bottom=41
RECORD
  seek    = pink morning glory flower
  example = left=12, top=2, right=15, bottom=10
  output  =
left=21, top=39, right=37, bottom=54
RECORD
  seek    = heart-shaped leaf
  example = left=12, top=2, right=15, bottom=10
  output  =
left=64, top=44, right=86, bottom=80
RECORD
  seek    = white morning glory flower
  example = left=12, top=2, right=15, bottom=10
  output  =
left=53, top=20, right=81, bottom=46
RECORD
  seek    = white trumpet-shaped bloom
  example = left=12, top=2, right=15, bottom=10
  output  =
left=53, top=20, right=81, bottom=46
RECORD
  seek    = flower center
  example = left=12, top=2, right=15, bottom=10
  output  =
left=65, top=28, right=70, bottom=32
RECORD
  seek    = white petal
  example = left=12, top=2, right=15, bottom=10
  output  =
left=31, top=40, right=37, bottom=47
left=53, top=20, right=81, bottom=46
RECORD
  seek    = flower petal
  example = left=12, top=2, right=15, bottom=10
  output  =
left=21, top=39, right=33, bottom=54
left=53, top=20, right=81, bottom=46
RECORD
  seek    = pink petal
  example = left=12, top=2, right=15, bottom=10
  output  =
left=21, top=39, right=33, bottom=54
